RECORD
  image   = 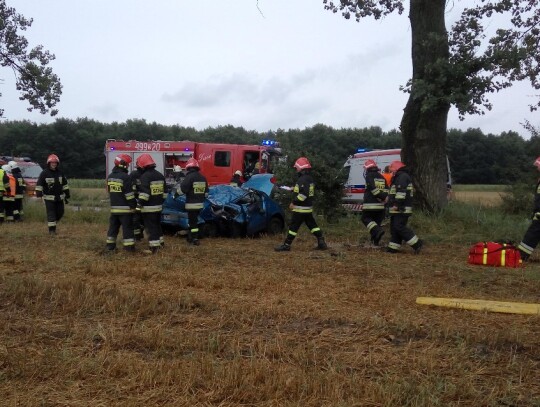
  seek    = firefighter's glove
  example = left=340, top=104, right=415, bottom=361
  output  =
left=534, top=212, right=540, bottom=221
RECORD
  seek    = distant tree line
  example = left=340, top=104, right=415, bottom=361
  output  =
left=0, top=118, right=538, bottom=185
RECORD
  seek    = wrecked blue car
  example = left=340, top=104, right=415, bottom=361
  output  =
left=161, top=174, right=285, bottom=237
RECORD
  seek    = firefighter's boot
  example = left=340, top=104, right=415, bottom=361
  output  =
left=519, top=249, right=530, bottom=262
left=316, top=236, right=328, bottom=250
left=275, top=243, right=291, bottom=252
left=412, top=239, right=423, bottom=255
left=372, top=229, right=385, bottom=246
left=386, top=247, right=399, bottom=254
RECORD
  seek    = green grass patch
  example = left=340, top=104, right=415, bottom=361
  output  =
left=453, top=184, right=508, bottom=192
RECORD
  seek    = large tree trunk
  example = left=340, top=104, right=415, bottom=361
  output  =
left=400, top=0, right=450, bottom=213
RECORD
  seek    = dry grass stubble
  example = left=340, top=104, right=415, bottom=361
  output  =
left=1, top=220, right=540, bottom=406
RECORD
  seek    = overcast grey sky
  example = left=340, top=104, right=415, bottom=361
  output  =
left=2, top=0, right=539, bottom=137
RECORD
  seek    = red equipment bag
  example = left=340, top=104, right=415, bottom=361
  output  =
left=468, top=242, right=522, bottom=268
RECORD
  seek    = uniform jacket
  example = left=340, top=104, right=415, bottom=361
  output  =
left=107, top=166, right=136, bottom=214
left=0, top=169, right=10, bottom=195
left=35, top=166, right=70, bottom=201
left=230, top=174, right=243, bottom=187
left=181, top=169, right=208, bottom=210
left=388, top=168, right=413, bottom=215
left=363, top=168, right=388, bottom=211
left=138, top=167, right=166, bottom=213
left=531, top=179, right=540, bottom=220
left=291, top=171, right=315, bottom=213
left=11, top=168, right=26, bottom=199
left=129, top=168, right=142, bottom=198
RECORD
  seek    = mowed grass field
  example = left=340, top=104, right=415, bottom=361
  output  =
left=1, top=186, right=540, bottom=406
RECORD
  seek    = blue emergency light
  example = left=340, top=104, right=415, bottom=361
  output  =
left=262, top=139, right=279, bottom=146
left=356, top=148, right=372, bottom=153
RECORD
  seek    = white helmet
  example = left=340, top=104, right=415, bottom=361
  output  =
left=8, top=160, right=18, bottom=170
left=173, top=165, right=182, bottom=173
left=234, top=170, right=242, bottom=176
left=2, top=164, right=11, bottom=173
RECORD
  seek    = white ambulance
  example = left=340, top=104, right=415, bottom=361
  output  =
left=342, top=148, right=452, bottom=211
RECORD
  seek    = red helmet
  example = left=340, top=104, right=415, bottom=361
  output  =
left=389, top=160, right=405, bottom=173
left=47, top=154, right=59, bottom=164
left=534, top=156, right=540, bottom=168
left=363, top=159, right=377, bottom=170
left=136, top=153, right=155, bottom=169
left=114, top=154, right=132, bottom=167
left=293, top=157, right=311, bottom=172
left=185, top=158, right=199, bottom=170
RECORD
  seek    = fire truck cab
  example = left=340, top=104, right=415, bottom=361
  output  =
left=104, top=139, right=282, bottom=188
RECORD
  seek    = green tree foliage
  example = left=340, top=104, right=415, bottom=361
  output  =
left=0, top=1, right=62, bottom=117
left=323, top=0, right=540, bottom=213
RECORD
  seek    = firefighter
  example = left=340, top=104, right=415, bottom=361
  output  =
left=1, top=164, right=15, bottom=221
left=361, top=159, right=388, bottom=246
left=275, top=157, right=328, bottom=252
left=386, top=160, right=422, bottom=254
left=0, top=163, right=9, bottom=223
left=35, top=154, right=70, bottom=234
left=106, top=154, right=137, bottom=252
left=230, top=170, right=243, bottom=187
left=517, top=156, right=540, bottom=261
left=8, top=161, right=26, bottom=221
left=129, top=162, right=144, bottom=241
left=137, top=153, right=166, bottom=253
left=180, top=158, right=208, bottom=246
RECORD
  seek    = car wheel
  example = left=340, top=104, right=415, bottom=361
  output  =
left=267, top=216, right=284, bottom=235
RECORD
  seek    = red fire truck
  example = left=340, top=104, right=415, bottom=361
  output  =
left=104, top=139, right=282, bottom=186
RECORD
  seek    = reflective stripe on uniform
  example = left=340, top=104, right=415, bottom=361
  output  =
left=366, top=221, right=377, bottom=231
left=291, top=205, right=313, bottom=213
left=310, top=227, right=320, bottom=234
left=140, top=205, right=163, bottom=212
left=185, top=202, right=203, bottom=210
left=406, top=235, right=419, bottom=246
left=388, top=242, right=401, bottom=250
left=518, top=242, right=533, bottom=254
left=363, top=203, right=385, bottom=210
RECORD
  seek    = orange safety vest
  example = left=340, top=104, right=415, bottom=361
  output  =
left=382, top=173, right=392, bottom=187
left=6, top=174, right=16, bottom=197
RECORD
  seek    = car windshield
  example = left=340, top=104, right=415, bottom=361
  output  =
left=20, top=164, right=43, bottom=178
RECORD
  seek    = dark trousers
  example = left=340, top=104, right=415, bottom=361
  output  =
left=284, top=211, right=323, bottom=245
left=142, top=212, right=162, bottom=249
left=45, top=200, right=64, bottom=232
left=389, top=214, right=417, bottom=249
left=3, top=198, right=14, bottom=221
left=107, top=213, right=135, bottom=250
left=518, top=219, right=540, bottom=256
left=188, top=210, right=200, bottom=241
left=361, top=210, right=385, bottom=241
left=14, top=198, right=23, bottom=220
left=132, top=210, right=144, bottom=240
left=0, top=197, right=4, bottom=222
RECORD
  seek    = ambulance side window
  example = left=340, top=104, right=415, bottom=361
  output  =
left=214, top=151, right=231, bottom=167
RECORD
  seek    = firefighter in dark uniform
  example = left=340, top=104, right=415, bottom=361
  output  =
left=275, top=157, right=328, bottom=252
left=361, top=159, right=388, bottom=246
left=8, top=161, right=26, bottom=221
left=0, top=164, right=10, bottom=223
left=517, top=156, right=540, bottom=261
left=129, top=163, right=144, bottom=241
left=386, top=160, right=422, bottom=254
left=180, top=158, right=208, bottom=246
left=136, top=153, right=166, bottom=253
left=35, top=154, right=70, bottom=234
left=230, top=170, right=243, bottom=187
left=106, top=154, right=137, bottom=252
